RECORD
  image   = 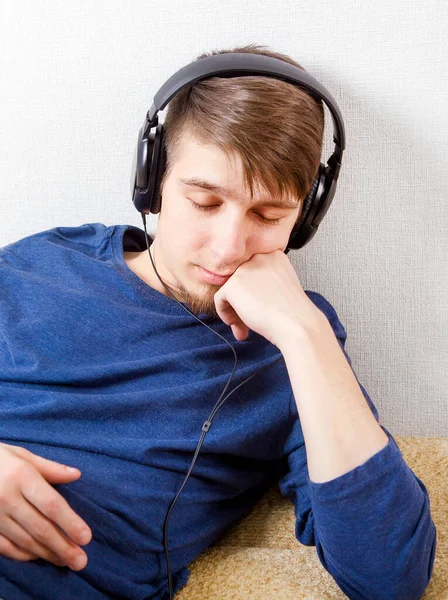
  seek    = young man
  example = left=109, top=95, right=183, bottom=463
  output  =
left=0, top=45, right=436, bottom=600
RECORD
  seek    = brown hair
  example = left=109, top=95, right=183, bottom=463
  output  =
left=159, top=43, right=325, bottom=223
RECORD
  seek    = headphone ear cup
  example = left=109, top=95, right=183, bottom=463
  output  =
left=285, top=164, right=323, bottom=253
left=151, top=126, right=167, bottom=214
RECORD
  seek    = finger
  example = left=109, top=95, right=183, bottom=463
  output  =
left=8, top=502, right=87, bottom=570
left=19, top=466, right=92, bottom=547
left=9, top=445, right=82, bottom=484
left=0, top=527, right=66, bottom=567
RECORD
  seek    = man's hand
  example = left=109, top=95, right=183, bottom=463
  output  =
left=213, top=250, right=325, bottom=346
left=0, top=442, right=92, bottom=570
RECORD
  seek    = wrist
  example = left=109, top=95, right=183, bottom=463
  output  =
left=274, top=310, right=329, bottom=352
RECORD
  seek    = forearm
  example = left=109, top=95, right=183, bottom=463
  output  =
left=278, top=315, right=389, bottom=484
left=274, top=310, right=436, bottom=598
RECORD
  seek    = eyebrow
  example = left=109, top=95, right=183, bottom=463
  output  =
left=178, top=177, right=299, bottom=210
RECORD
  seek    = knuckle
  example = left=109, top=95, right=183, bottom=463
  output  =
left=23, top=554, right=40, bottom=562
left=44, top=497, right=61, bottom=519
left=21, top=536, right=36, bottom=552
left=3, top=463, right=23, bottom=485
left=14, top=553, right=34, bottom=562
left=0, top=534, right=9, bottom=552
left=17, top=448, right=33, bottom=462
left=15, top=464, right=36, bottom=488
left=11, top=445, right=28, bottom=456
left=14, top=459, right=33, bottom=476
left=33, top=522, right=52, bottom=543
left=0, top=492, right=19, bottom=511
left=65, top=547, right=80, bottom=565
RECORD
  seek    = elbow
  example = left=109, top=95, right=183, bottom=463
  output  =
left=391, top=524, right=437, bottom=600
left=378, top=522, right=437, bottom=600
left=330, top=521, right=437, bottom=600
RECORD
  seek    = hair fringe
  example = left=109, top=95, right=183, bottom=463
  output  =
left=160, top=43, right=325, bottom=222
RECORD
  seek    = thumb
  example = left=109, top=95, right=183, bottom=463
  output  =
left=231, top=322, right=250, bottom=341
left=213, top=294, right=250, bottom=340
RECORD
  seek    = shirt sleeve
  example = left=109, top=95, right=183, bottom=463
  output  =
left=277, top=292, right=437, bottom=600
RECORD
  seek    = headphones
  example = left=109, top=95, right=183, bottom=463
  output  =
left=130, top=52, right=345, bottom=253
left=128, top=53, right=346, bottom=599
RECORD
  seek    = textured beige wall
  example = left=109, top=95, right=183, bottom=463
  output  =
left=0, top=0, right=446, bottom=435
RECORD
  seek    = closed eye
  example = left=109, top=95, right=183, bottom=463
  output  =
left=187, top=199, right=283, bottom=226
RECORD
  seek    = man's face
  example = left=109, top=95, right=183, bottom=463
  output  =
left=148, top=133, right=302, bottom=318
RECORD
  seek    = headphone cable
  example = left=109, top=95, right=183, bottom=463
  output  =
left=141, top=213, right=283, bottom=599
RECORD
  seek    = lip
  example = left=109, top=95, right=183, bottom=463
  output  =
left=197, top=266, right=232, bottom=285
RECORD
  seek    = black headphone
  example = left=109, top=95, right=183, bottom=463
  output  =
left=128, top=53, right=346, bottom=599
left=130, top=52, right=346, bottom=253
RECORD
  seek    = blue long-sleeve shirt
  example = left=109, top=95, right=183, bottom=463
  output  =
left=0, top=222, right=436, bottom=600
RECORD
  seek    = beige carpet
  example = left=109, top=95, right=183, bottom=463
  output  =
left=176, top=436, right=447, bottom=599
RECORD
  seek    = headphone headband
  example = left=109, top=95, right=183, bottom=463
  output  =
left=145, top=53, right=345, bottom=153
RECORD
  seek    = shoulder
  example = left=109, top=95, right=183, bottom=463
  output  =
left=1, top=222, right=112, bottom=258
left=0, top=223, right=116, bottom=276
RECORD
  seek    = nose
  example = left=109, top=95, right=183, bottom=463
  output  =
left=209, top=211, right=248, bottom=267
